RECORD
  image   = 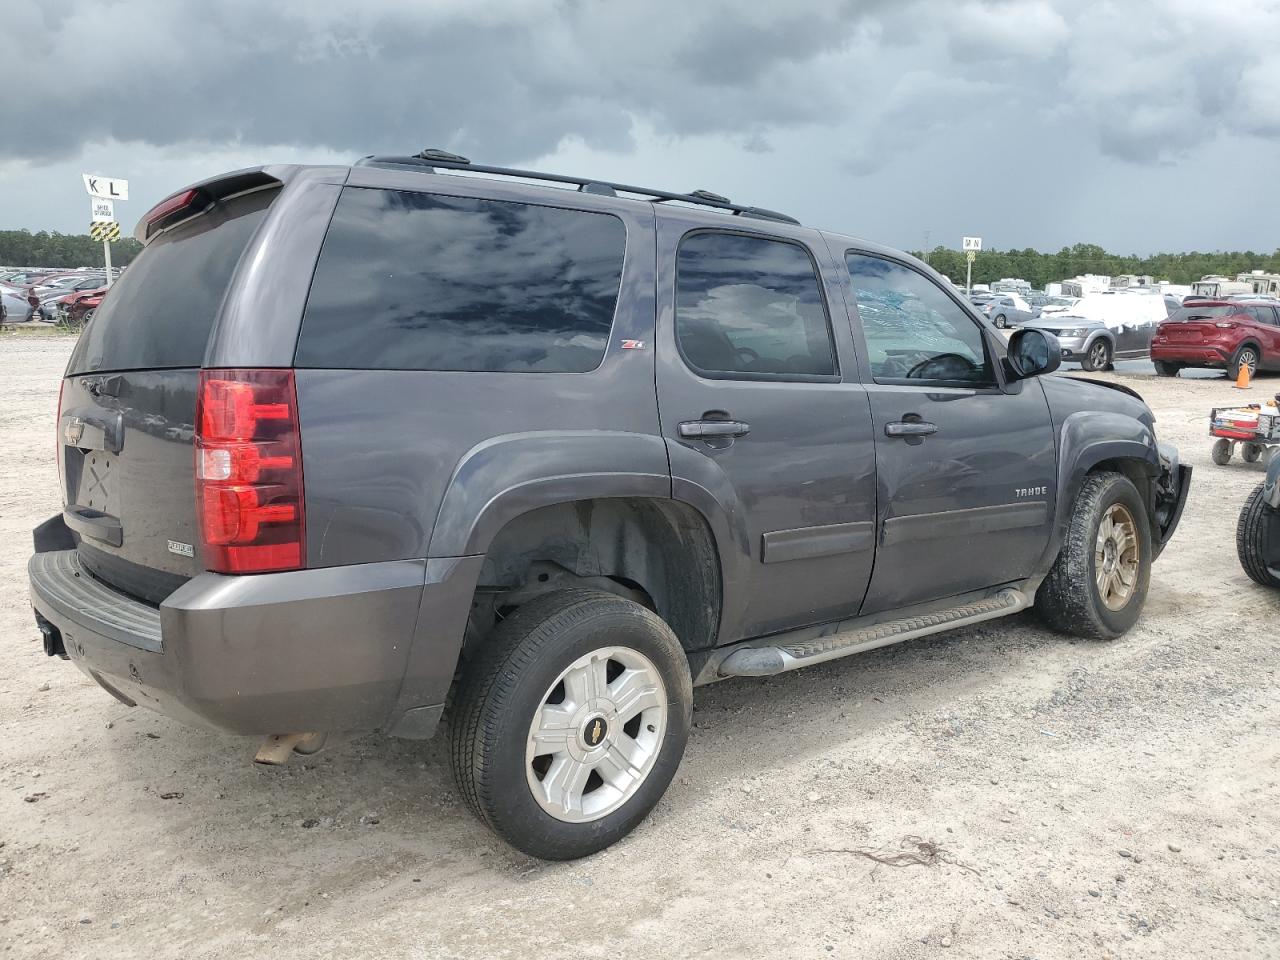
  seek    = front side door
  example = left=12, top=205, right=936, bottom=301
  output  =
left=656, top=213, right=877, bottom=641
left=1245, top=305, right=1280, bottom=367
left=839, top=250, right=1057, bottom=616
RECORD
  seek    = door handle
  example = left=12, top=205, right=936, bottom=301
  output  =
left=679, top=419, right=751, bottom=439
left=885, top=420, right=938, bottom=438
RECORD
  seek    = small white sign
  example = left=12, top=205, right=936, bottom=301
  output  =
left=91, top=198, right=115, bottom=222
left=962, top=236, right=983, bottom=251
left=83, top=174, right=129, bottom=201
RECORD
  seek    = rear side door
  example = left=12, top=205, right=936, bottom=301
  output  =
left=655, top=211, right=877, bottom=641
left=838, top=250, right=1057, bottom=616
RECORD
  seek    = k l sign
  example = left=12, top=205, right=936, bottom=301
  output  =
left=83, top=174, right=129, bottom=201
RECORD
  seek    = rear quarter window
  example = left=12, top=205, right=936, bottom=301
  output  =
left=67, top=188, right=276, bottom=375
left=294, top=187, right=627, bottom=373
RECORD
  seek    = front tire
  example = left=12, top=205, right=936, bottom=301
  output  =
left=1242, top=442, right=1264, bottom=464
left=1212, top=439, right=1233, bottom=465
left=1081, top=338, right=1111, bottom=372
left=449, top=589, right=692, bottom=860
left=1231, top=345, right=1261, bottom=381
left=1237, top=485, right=1280, bottom=588
left=993, top=314, right=1008, bottom=329
left=1035, top=472, right=1152, bottom=640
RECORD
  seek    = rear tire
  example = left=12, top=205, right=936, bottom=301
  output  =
left=1212, top=439, right=1233, bottom=465
left=1236, top=485, right=1280, bottom=588
left=1230, top=345, right=1261, bottom=381
left=993, top=314, right=1008, bottom=329
left=1242, top=442, right=1263, bottom=463
left=1081, top=338, right=1111, bottom=372
left=1035, top=472, right=1151, bottom=640
left=1153, top=360, right=1182, bottom=377
left=449, top=589, right=692, bottom=860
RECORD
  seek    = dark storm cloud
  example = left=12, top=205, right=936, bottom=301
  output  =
left=8, top=0, right=1279, bottom=170
left=7, top=0, right=903, bottom=163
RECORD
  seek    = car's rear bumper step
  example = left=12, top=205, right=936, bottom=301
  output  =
left=717, top=588, right=1030, bottom=678
left=30, top=549, right=162, bottom=652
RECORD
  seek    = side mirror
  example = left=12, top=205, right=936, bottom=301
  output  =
left=1006, top=327, right=1061, bottom=380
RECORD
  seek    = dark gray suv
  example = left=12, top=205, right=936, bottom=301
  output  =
left=29, top=152, right=1191, bottom=859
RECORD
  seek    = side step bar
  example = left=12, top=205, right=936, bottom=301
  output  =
left=718, top=588, right=1031, bottom=678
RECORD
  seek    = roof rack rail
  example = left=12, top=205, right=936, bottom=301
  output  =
left=354, top=150, right=800, bottom=225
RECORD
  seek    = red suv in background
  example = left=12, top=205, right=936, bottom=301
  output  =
left=1151, top=299, right=1280, bottom=378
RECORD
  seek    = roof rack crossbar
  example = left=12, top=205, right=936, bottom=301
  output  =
left=355, top=154, right=800, bottom=225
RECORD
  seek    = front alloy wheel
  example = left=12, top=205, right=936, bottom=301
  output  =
left=1234, top=346, right=1259, bottom=380
left=1035, top=471, right=1151, bottom=639
left=1082, top=339, right=1110, bottom=372
left=1094, top=503, right=1140, bottom=611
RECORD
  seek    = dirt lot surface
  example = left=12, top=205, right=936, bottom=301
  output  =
left=2, top=335, right=1278, bottom=959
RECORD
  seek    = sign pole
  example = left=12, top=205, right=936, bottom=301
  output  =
left=961, top=237, right=982, bottom=295
left=103, top=238, right=113, bottom=288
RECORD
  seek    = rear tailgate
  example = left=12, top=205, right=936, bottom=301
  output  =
left=60, top=186, right=278, bottom=603
left=1162, top=305, right=1236, bottom=343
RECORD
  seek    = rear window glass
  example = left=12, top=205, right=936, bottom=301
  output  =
left=1168, top=306, right=1235, bottom=322
left=294, top=187, right=627, bottom=373
left=67, top=189, right=276, bottom=375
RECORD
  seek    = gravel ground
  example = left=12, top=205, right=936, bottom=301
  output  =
left=2, top=335, right=1278, bottom=959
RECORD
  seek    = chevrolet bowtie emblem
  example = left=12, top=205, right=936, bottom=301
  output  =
left=64, top=417, right=84, bottom=446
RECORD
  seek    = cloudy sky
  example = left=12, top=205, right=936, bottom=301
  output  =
left=5, top=0, right=1280, bottom=255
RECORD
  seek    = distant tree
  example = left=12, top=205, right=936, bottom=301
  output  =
left=0, top=229, right=143, bottom=269
left=905, top=244, right=1280, bottom=287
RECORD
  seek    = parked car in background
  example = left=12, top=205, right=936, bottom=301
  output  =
left=971, top=292, right=1039, bottom=329
left=1037, top=295, right=1081, bottom=317
left=31, top=274, right=105, bottom=298
left=54, top=286, right=106, bottom=328
left=1, top=288, right=31, bottom=323
left=1025, top=291, right=1173, bottom=371
left=1151, top=299, right=1280, bottom=378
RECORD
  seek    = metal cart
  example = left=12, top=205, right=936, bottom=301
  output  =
left=1210, top=400, right=1280, bottom=465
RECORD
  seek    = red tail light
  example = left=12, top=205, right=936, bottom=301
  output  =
left=195, top=369, right=305, bottom=574
left=142, top=188, right=210, bottom=239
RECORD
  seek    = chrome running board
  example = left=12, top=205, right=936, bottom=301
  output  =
left=717, top=588, right=1031, bottom=678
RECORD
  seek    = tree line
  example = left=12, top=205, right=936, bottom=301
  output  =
left=913, top=242, right=1280, bottom=289
left=0, top=229, right=143, bottom=269
left=2, top=228, right=1278, bottom=289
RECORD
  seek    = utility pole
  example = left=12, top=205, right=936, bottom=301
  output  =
left=923, top=230, right=931, bottom=266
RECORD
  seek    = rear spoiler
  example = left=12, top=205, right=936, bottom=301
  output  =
left=135, top=168, right=284, bottom=244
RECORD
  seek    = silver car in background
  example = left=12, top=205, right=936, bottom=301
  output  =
left=970, top=292, right=1039, bottom=329
left=1024, top=292, right=1180, bottom=371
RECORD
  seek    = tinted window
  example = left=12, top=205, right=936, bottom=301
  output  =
left=675, top=232, right=835, bottom=378
left=67, top=189, right=276, bottom=375
left=1248, top=306, right=1278, bottom=326
left=846, top=253, right=995, bottom=385
left=295, top=188, right=626, bottom=373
